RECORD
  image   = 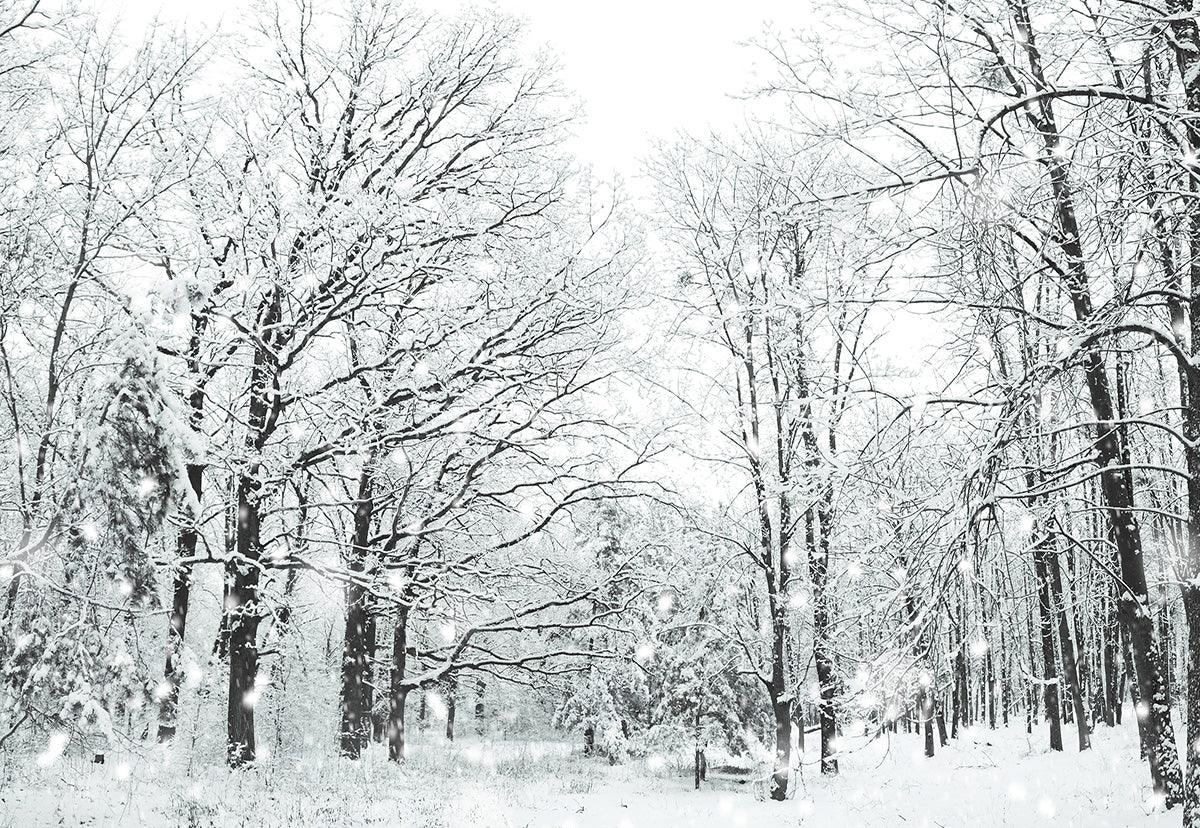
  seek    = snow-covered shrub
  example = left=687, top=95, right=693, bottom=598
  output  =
left=63, top=354, right=185, bottom=601
left=2, top=613, right=148, bottom=741
left=553, top=664, right=649, bottom=764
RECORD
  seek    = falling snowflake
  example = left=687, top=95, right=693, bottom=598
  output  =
left=36, top=732, right=69, bottom=768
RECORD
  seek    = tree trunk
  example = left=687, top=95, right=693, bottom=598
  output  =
left=158, top=460, right=203, bottom=742
left=227, top=471, right=265, bottom=768
left=363, top=609, right=378, bottom=745
left=769, top=694, right=792, bottom=800
left=225, top=282, right=286, bottom=769
left=1103, top=575, right=1120, bottom=727
left=920, top=686, right=934, bottom=757
left=985, top=647, right=996, bottom=730
left=1032, top=532, right=1063, bottom=751
left=387, top=605, right=409, bottom=762
left=809, top=502, right=838, bottom=777
left=475, top=678, right=485, bottom=736
left=1184, top=588, right=1200, bottom=824
left=339, top=579, right=369, bottom=757
left=1049, top=542, right=1091, bottom=750
left=952, top=606, right=965, bottom=739
left=213, top=497, right=235, bottom=661
left=339, top=465, right=375, bottom=759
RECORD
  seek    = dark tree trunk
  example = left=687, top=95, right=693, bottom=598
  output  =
left=387, top=606, right=409, bottom=762
left=1183, top=588, right=1200, bottom=825
left=769, top=695, right=792, bottom=800
left=809, top=502, right=838, bottom=777
left=951, top=612, right=964, bottom=739
left=339, top=465, right=375, bottom=759
left=1103, top=574, right=1120, bottom=727
left=985, top=648, right=996, bottom=730
left=920, top=687, right=934, bottom=757
left=1160, top=606, right=1174, bottom=706
left=339, top=583, right=369, bottom=757
left=226, top=286, right=282, bottom=769
left=475, top=678, right=485, bottom=735
left=159, top=312, right=211, bottom=742
left=1032, top=532, right=1063, bottom=751
left=363, top=610, right=378, bottom=745
left=158, top=460, right=204, bottom=742
left=1049, top=542, right=1091, bottom=750
left=213, top=498, right=236, bottom=661
left=1124, top=630, right=1149, bottom=759
left=227, top=474, right=264, bottom=768
left=445, top=678, right=456, bottom=741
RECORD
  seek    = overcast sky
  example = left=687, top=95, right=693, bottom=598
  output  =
left=114, top=0, right=810, bottom=181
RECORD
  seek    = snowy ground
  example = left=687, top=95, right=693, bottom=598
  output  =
left=0, top=721, right=1178, bottom=826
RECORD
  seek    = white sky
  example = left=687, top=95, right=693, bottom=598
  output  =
left=111, top=0, right=812, bottom=181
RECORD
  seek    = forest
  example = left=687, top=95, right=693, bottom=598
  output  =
left=2, top=0, right=1200, bottom=824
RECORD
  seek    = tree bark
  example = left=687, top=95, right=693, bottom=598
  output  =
left=1049, top=542, right=1091, bottom=750
left=339, top=464, right=375, bottom=759
left=475, top=678, right=485, bottom=735
left=226, top=286, right=282, bottom=768
left=158, top=460, right=203, bottom=742
left=769, top=694, right=792, bottom=800
left=920, top=686, right=934, bottom=757
left=227, top=473, right=263, bottom=767
left=808, top=501, right=838, bottom=777
left=1103, top=573, right=1120, bottom=726
left=1032, top=532, right=1063, bottom=751
left=387, top=605, right=409, bottom=762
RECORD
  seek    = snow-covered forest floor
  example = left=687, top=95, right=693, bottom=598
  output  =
left=1, top=720, right=1171, bottom=826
